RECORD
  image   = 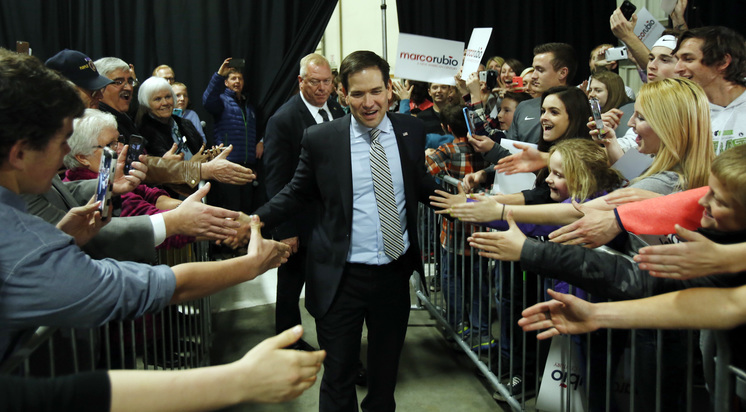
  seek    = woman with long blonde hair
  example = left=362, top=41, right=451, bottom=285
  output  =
left=434, top=78, right=715, bottom=226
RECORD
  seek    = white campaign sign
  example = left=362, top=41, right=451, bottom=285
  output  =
left=536, top=336, right=587, bottom=412
left=633, top=7, right=665, bottom=50
left=491, top=138, right=538, bottom=195
left=395, top=33, right=464, bottom=85
left=461, top=27, right=493, bottom=80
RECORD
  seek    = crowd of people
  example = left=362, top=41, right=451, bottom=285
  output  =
left=3, top=0, right=746, bottom=410
left=415, top=6, right=746, bottom=410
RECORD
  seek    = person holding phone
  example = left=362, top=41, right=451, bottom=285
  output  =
left=0, top=48, right=293, bottom=363
left=64, top=109, right=195, bottom=249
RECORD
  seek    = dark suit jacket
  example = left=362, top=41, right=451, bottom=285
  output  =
left=263, top=94, right=345, bottom=242
left=255, top=113, right=440, bottom=318
left=22, top=175, right=157, bottom=262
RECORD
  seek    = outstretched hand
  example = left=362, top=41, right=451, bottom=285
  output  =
left=244, top=215, right=291, bottom=278
left=634, top=224, right=729, bottom=279
left=467, top=211, right=526, bottom=261
left=201, top=145, right=256, bottom=185
left=603, top=188, right=662, bottom=207
left=162, top=143, right=185, bottom=161
left=393, top=80, right=413, bottom=101
left=461, top=170, right=486, bottom=193
left=548, top=200, right=619, bottom=248
left=163, top=182, right=241, bottom=239
left=495, top=143, right=546, bottom=175
left=518, top=289, right=599, bottom=340
left=439, top=191, right=503, bottom=222
left=56, top=196, right=109, bottom=246
left=233, top=325, right=325, bottom=403
left=430, top=187, right=467, bottom=212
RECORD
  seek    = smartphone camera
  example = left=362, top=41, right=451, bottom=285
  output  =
left=124, top=134, right=145, bottom=174
left=589, top=97, right=605, bottom=135
left=478, top=69, right=499, bottom=90
left=96, top=147, right=117, bottom=220
left=604, top=46, right=628, bottom=62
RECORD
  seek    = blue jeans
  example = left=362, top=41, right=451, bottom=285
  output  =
left=441, top=248, right=491, bottom=336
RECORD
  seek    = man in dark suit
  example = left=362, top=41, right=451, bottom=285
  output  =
left=255, top=50, right=440, bottom=412
left=263, top=53, right=345, bottom=351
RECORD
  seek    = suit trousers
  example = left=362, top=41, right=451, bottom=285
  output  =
left=316, top=258, right=412, bottom=412
left=275, top=245, right=307, bottom=334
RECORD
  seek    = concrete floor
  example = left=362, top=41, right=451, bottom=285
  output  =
left=209, top=269, right=507, bottom=412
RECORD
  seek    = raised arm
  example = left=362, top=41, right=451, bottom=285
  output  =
left=519, top=285, right=746, bottom=340
left=109, top=326, right=325, bottom=411
left=169, top=215, right=289, bottom=304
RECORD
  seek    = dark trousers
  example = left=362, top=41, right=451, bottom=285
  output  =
left=275, top=245, right=307, bottom=334
left=316, top=259, right=412, bottom=412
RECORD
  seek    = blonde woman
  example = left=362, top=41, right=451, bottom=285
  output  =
left=434, top=78, right=715, bottom=226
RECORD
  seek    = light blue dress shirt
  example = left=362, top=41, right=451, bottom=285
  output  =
left=0, top=186, right=176, bottom=361
left=347, top=114, right=410, bottom=265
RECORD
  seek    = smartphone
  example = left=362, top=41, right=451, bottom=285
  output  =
left=604, top=46, right=628, bottom=62
left=511, top=76, right=524, bottom=88
left=96, top=147, right=117, bottom=220
left=228, top=58, right=245, bottom=68
left=478, top=69, right=498, bottom=89
left=463, top=107, right=477, bottom=136
left=125, top=134, right=145, bottom=174
left=589, top=98, right=605, bottom=134
left=620, top=0, right=637, bottom=20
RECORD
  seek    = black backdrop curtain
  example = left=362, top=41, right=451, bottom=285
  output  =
left=396, top=0, right=617, bottom=85
left=0, top=0, right=338, bottom=137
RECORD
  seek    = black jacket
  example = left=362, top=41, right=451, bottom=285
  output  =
left=519, top=228, right=746, bottom=300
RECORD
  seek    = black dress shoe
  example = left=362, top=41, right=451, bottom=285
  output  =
left=287, top=338, right=317, bottom=352
left=355, top=365, right=368, bottom=387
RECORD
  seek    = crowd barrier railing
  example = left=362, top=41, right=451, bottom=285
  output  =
left=0, top=240, right=214, bottom=378
left=415, top=175, right=745, bottom=411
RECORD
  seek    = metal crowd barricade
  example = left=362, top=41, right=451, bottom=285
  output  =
left=0, top=241, right=213, bottom=378
left=415, top=176, right=721, bottom=411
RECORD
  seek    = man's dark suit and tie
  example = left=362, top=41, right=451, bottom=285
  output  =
left=263, top=54, right=345, bottom=351
left=255, top=51, right=440, bottom=412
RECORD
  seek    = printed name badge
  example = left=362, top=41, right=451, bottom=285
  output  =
left=395, top=33, right=464, bottom=85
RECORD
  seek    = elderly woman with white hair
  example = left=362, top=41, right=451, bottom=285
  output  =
left=136, top=76, right=203, bottom=159
left=64, top=109, right=193, bottom=249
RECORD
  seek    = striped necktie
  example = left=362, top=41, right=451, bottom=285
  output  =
left=369, top=128, right=405, bottom=260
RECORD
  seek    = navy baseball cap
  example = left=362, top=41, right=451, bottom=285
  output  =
left=45, top=49, right=113, bottom=90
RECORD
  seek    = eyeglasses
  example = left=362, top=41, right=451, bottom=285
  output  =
left=305, top=78, right=332, bottom=87
left=92, top=140, right=120, bottom=150
left=110, top=77, right=135, bottom=87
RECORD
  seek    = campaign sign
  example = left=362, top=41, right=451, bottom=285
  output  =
left=491, top=138, right=537, bottom=195
left=395, top=33, right=464, bottom=85
left=536, top=335, right=587, bottom=412
left=461, top=27, right=493, bottom=80
left=633, top=7, right=665, bottom=50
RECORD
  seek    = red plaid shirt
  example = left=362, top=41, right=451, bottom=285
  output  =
left=426, top=136, right=490, bottom=253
